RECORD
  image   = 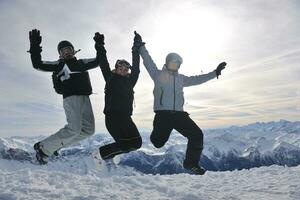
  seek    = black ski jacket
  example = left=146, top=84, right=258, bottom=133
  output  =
left=98, top=45, right=140, bottom=116
left=30, top=50, right=100, bottom=98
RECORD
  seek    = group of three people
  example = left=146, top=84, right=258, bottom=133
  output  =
left=28, top=29, right=226, bottom=175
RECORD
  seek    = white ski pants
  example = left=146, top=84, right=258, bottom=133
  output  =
left=40, top=95, right=95, bottom=156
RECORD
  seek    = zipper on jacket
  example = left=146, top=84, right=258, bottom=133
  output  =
left=173, top=74, right=176, bottom=111
left=159, top=88, right=164, bottom=106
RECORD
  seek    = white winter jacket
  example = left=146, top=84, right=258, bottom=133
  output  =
left=139, top=45, right=217, bottom=112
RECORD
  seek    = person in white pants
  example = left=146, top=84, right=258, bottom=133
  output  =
left=28, top=29, right=103, bottom=164
left=39, top=96, right=95, bottom=156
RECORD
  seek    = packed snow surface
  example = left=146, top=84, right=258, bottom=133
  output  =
left=0, top=158, right=300, bottom=200
left=1, top=120, right=300, bottom=199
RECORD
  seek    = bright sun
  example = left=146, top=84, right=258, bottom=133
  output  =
left=149, top=4, right=233, bottom=74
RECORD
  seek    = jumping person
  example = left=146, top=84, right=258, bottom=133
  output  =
left=134, top=32, right=226, bottom=175
left=28, top=29, right=103, bottom=164
left=95, top=31, right=142, bottom=161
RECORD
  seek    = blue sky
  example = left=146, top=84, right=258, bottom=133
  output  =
left=0, top=0, right=299, bottom=137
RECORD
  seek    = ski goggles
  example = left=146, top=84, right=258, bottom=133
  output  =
left=167, top=60, right=181, bottom=71
left=59, top=46, right=75, bottom=57
left=115, top=59, right=131, bottom=69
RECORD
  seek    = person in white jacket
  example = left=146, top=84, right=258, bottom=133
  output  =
left=134, top=32, right=226, bottom=175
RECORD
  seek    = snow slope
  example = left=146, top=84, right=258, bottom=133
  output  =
left=0, top=159, right=299, bottom=200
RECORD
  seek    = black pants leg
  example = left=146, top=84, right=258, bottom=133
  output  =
left=150, top=112, right=203, bottom=166
left=150, top=113, right=173, bottom=148
left=99, top=114, right=142, bottom=160
left=173, top=112, right=204, bottom=166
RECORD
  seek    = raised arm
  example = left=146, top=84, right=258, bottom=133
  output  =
left=133, top=32, right=159, bottom=80
left=28, top=29, right=59, bottom=72
left=183, top=62, right=226, bottom=87
left=80, top=32, right=107, bottom=71
left=130, top=31, right=141, bottom=86
left=93, top=32, right=112, bottom=82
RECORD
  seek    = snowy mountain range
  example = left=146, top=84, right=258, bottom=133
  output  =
left=1, top=120, right=300, bottom=175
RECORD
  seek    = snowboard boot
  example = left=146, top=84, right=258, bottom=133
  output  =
left=183, top=163, right=206, bottom=175
left=104, top=158, right=117, bottom=171
left=53, top=150, right=59, bottom=156
left=33, top=142, right=48, bottom=165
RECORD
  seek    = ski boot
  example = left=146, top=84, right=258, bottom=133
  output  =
left=33, top=142, right=48, bottom=165
left=53, top=150, right=59, bottom=156
left=104, top=158, right=118, bottom=172
left=183, top=163, right=206, bottom=175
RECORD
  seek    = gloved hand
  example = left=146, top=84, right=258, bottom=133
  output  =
left=132, top=31, right=145, bottom=51
left=94, top=32, right=105, bottom=51
left=94, top=32, right=105, bottom=45
left=28, top=29, right=42, bottom=53
left=215, top=62, right=226, bottom=79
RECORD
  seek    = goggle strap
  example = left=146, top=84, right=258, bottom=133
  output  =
left=74, top=49, right=81, bottom=54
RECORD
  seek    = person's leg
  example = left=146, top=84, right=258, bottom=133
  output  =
left=99, top=115, right=123, bottom=159
left=117, top=116, right=142, bottom=152
left=62, top=96, right=95, bottom=146
left=100, top=115, right=142, bottom=159
left=150, top=112, right=173, bottom=148
left=173, top=112, right=204, bottom=167
left=39, top=96, right=84, bottom=156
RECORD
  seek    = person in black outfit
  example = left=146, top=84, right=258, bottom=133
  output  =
left=95, top=31, right=142, bottom=160
left=29, top=29, right=103, bottom=164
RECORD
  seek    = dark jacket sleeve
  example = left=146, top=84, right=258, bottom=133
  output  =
left=130, top=49, right=140, bottom=86
left=30, top=52, right=60, bottom=72
left=80, top=48, right=103, bottom=71
left=97, top=45, right=112, bottom=82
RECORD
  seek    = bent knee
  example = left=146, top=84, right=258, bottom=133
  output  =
left=188, top=129, right=203, bottom=139
left=150, top=137, right=166, bottom=148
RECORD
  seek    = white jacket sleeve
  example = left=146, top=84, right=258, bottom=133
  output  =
left=139, top=45, right=159, bottom=80
left=182, top=71, right=217, bottom=87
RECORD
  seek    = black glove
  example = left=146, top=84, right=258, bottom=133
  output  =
left=215, top=62, right=226, bottom=79
left=132, top=31, right=145, bottom=51
left=94, top=32, right=105, bottom=51
left=94, top=32, right=105, bottom=45
left=28, top=29, right=42, bottom=53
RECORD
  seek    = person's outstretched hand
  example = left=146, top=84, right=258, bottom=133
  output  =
left=94, top=32, right=105, bottom=51
left=215, top=62, right=226, bottom=79
left=132, top=31, right=145, bottom=51
left=29, top=29, right=42, bottom=47
left=134, top=31, right=143, bottom=43
left=94, top=32, right=105, bottom=45
left=28, top=29, right=42, bottom=53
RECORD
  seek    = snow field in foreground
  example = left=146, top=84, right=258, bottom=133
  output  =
left=0, top=159, right=299, bottom=200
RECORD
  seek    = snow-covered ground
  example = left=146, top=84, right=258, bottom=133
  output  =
left=1, top=120, right=300, bottom=199
left=0, top=159, right=299, bottom=200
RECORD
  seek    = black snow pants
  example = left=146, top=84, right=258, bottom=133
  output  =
left=150, top=111, right=204, bottom=166
left=99, top=114, right=142, bottom=160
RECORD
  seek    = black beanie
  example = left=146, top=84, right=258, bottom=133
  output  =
left=57, top=40, right=74, bottom=52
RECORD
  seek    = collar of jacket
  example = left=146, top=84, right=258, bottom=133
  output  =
left=111, top=69, right=131, bottom=78
left=59, top=57, right=78, bottom=64
left=162, top=65, right=179, bottom=75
